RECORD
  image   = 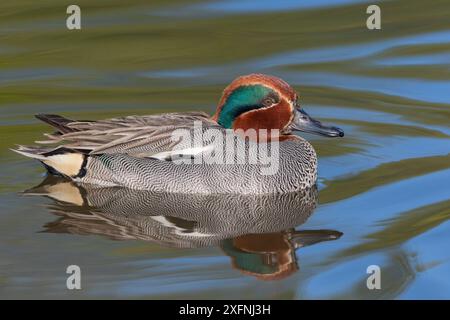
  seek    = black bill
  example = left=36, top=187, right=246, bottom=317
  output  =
left=290, top=107, right=344, bottom=137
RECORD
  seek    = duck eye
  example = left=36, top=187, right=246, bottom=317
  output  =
left=262, top=97, right=275, bottom=107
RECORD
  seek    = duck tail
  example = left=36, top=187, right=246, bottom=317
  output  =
left=35, top=114, right=77, bottom=134
left=11, top=146, right=87, bottom=178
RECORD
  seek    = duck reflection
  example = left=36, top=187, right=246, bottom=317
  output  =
left=25, top=176, right=342, bottom=280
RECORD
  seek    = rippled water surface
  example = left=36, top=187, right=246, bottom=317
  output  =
left=1, top=0, right=450, bottom=299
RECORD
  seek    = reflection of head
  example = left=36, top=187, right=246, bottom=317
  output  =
left=222, top=230, right=342, bottom=281
left=222, top=232, right=298, bottom=280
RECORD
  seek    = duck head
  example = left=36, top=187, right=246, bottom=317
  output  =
left=212, top=74, right=344, bottom=139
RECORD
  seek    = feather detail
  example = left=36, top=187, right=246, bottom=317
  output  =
left=32, top=112, right=218, bottom=158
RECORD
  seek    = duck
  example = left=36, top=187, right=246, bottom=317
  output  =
left=13, top=74, right=344, bottom=194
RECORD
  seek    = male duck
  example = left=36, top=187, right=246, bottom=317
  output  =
left=13, top=74, right=343, bottom=194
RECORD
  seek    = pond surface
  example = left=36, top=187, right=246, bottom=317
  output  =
left=1, top=0, right=449, bottom=299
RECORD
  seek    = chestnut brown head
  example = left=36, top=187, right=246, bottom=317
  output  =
left=213, top=74, right=344, bottom=138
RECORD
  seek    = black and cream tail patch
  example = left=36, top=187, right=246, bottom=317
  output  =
left=12, top=146, right=87, bottom=178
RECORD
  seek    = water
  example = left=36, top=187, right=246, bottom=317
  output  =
left=1, top=0, right=450, bottom=299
